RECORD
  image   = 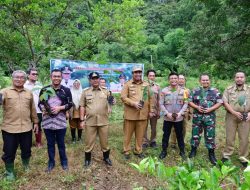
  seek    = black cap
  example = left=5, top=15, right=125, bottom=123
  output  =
left=119, top=73, right=126, bottom=79
left=88, top=72, right=100, bottom=79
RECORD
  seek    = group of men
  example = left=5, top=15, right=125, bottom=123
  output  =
left=0, top=66, right=249, bottom=181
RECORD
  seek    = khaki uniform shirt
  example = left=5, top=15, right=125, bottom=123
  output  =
left=223, top=84, right=250, bottom=112
left=150, top=81, right=161, bottom=116
left=80, top=86, right=110, bottom=127
left=121, top=80, right=154, bottom=120
left=0, top=86, right=38, bottom=133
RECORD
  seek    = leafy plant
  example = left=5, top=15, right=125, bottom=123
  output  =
left=130, top=157, right=244, bottom=189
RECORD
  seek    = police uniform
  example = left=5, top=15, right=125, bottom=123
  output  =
left=170, top=87, right=191, bottom=146
left=222, top=84, right=250, bottom=163
left=143, top=81, right=161, bottom=147
left=80, top=72, right=112, bottom=166
left=121, top=67, right=154, bottom=157
left=189, top=87, right=223, bottom=149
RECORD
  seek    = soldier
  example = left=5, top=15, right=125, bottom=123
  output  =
left=159, top=72, right=188, bottom=159
left=189, top=74, right=223, bottom=165
left=222, top=72, right=250, bottom=167
left=80, top=72, right=114, bottom=167
left=121, top=66, right=154, bottom=159
left=170, top=74, right=191, bottom=148
left=142, top=69, right=161, bottom=148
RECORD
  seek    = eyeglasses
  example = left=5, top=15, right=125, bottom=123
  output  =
left=31, top=73, right=38, bottom=76
left=13, top=77, right=25, bottom=80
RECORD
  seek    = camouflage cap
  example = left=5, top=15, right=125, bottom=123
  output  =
left=88, top=72, right=100, bottom=79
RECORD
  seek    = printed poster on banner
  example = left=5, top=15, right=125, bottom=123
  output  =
left=50, top=59, right=144, bottom=93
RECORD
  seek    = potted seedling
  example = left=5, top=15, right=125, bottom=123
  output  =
left=235, top=95, right=247, bottom=121
left=39, top=87, right=56, bottom=116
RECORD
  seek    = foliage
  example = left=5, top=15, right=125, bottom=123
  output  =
left=0, top=0, right=250, bottom=81
left=39, top=87, right=56, bottom=101
left=130, top=157, right=248, bottom=189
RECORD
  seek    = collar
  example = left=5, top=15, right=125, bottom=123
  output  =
left=200, top=86, right=211, bottom=91
left=90, top=86, right=101, bottom=91
left=132, top=79, right=143, bottom=84
left=233, top=84, right=247, bottom=91
left=10, top=86, right=25, bottom=92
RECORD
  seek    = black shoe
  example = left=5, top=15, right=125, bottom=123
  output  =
left=180, top=151, right=186, bottom=160
left=241, top=162, right=248, bottom=168
left=150, top=142, right=157, bottom=148
left=159, top=150, right=167, bottom=159
left=189, top=146, right=197, bottom=158
left=62, top=165, right=68, bottom=171
left=103, top=150, right=112, bottom=166
left=46, top=164, right=55, bottom=173
left=84, top=152, right=91, bottom=167
left=124, top=154, right=131, bottom=160
left=135, top=153, right=145, bottom=159
left=221, top=157, right=229, bottom=163
left=142, top=144, right=148, bottom=149
left=208, top=149, right=217, bottom=166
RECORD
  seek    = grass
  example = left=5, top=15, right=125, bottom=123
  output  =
left=0, top=77, right=249, bottom=189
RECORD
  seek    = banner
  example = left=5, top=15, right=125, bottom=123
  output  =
left=50, top=59, right=144, bottom=93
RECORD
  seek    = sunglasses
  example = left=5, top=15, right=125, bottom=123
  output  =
left=31, top=73, right=38, bottom=76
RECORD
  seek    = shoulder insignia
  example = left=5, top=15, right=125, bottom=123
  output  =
left=83, top=87, right=90, bottom=91
left=226, top=85, right=234, bottom=90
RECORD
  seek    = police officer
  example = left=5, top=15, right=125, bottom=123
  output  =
left=170, top=74, right=191, bottom=148
left=222, top=71, right=250, bottom=167
left=80, top=72, right=113, bottom=167
left=121, top=66, right=154, bottom=159
left=159, top=72, right=188, bottom=159
left=189, top=74, right=223, bottom=165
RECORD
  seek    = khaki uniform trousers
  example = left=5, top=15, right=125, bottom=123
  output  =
left=143, top=116, right=158, bottom=144
left=170, top=117, right=187, bottom=145
left=123, top=119, right=148, bottom=155
left=223, top=113, right=250, bottom=162
left=85, top=125, right=109, bottom=153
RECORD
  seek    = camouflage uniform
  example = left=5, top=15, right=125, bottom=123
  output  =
left=189, top=87, right=223, bottom=149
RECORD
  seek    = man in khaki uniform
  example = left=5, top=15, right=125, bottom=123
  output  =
left=121, top=66, right=154, bottom=159
left=170, top=74, right=191, bottom=148
left=0, top=70, right=38, bottom=180
left=142, top=69, right=161, bottom=148
left=80, top=72, right=113, bottom=167
left=222, top=71, right=250, bottom=167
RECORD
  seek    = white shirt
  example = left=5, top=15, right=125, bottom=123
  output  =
left=24, top=80, right=43, bottom=113
left=61, top=79, right=74, bottom=89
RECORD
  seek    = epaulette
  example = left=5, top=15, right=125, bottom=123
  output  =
left=226, top=85, right=234, bottom=90
left=100, top=86, right=107, bottom=89
left=83, top=87, right=90, bottom=91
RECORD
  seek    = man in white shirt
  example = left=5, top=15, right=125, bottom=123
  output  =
left=24, top=68, right=43, bottom=147
left=61, top=65, right=74, bottom=89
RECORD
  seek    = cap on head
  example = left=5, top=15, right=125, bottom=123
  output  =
left=89, top=72, right=100, bottom=79
left=119, top=73, right=126, bottom=79
left=132, top=66, right=143, bottom=72
left=61, top=66, right=73, bottom=74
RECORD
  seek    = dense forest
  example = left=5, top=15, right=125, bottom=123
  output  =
left=0, top=0, right=249, bottom=84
